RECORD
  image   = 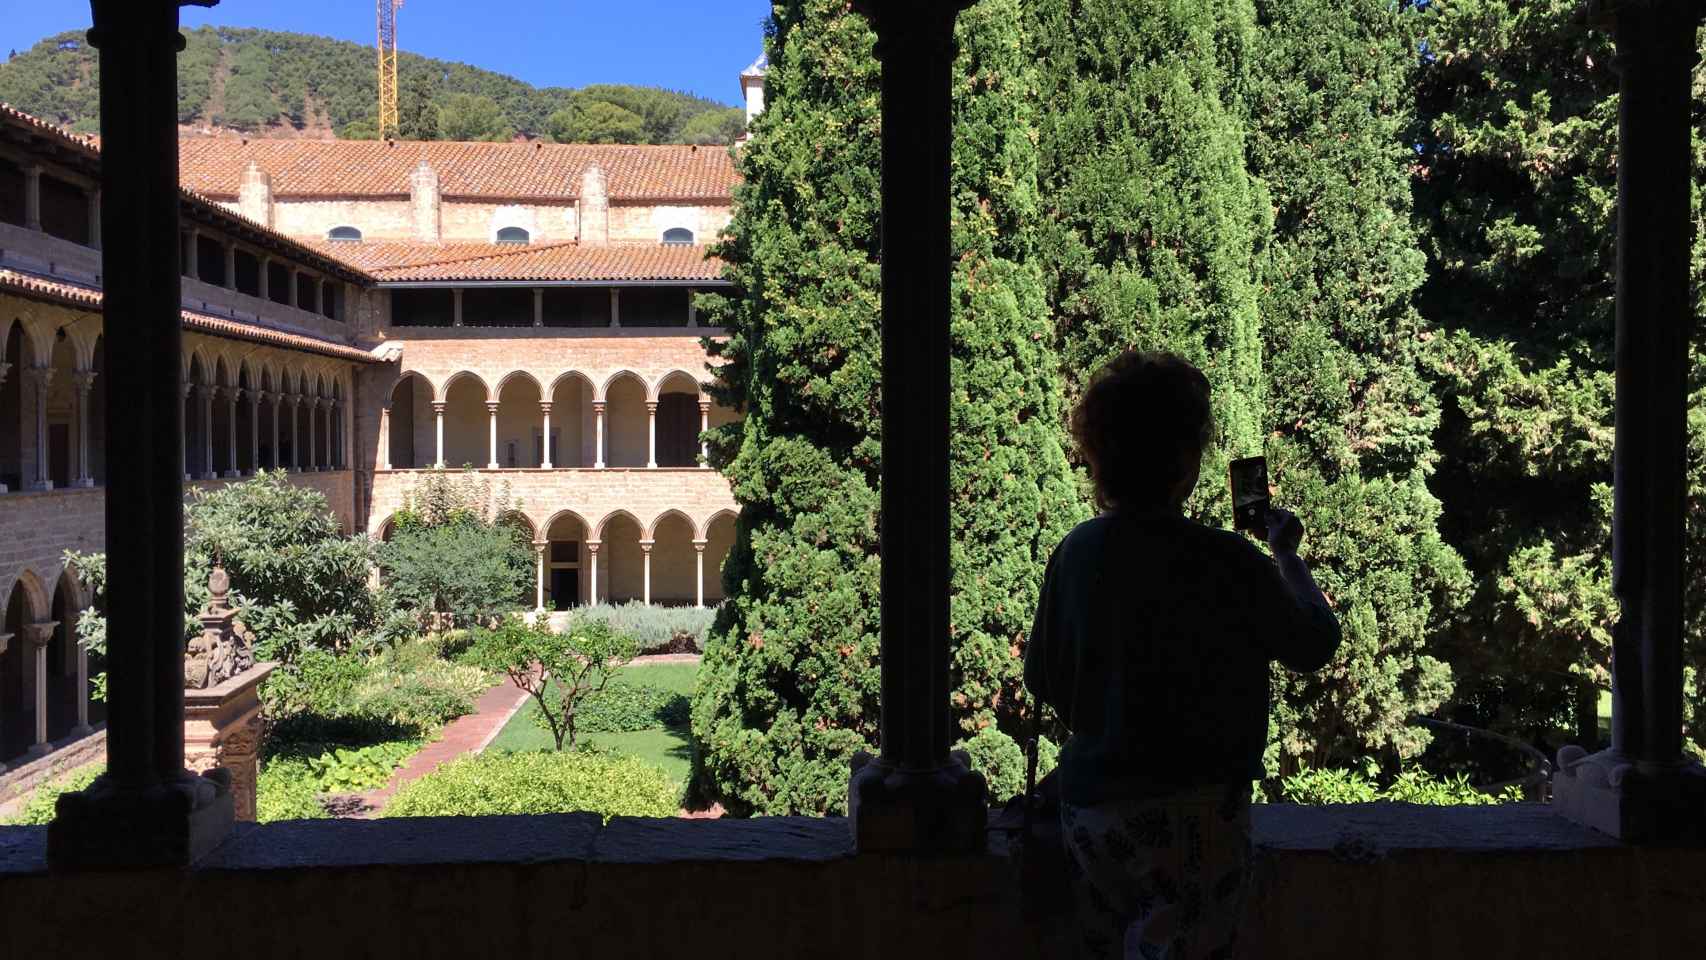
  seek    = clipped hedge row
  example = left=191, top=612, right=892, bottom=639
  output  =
left=566, top=603, right=714, bottom=655
left=576, top=682, right=691, bottom=734
left=379, top=749, right=679, bottom=820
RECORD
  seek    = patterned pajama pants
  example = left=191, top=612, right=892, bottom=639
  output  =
left=1060, top=785, right=1251, bottom=960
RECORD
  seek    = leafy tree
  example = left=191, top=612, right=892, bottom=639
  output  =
left=381, top=522, right=531, bottom=628
left=339, top=117, right=381, bottom=141
left=219, top=42, right=278, bottom=132
left=1243, top=0, right=1469, bottom=772
left=690, top=0, right=1082, bottom=816
left=397, top=68, right=441, bottom=141
left=547, top=101, right=647, bottom=144
left=1412, top=0, right=1706, bottom=751
left=437, top=92, right=513, bottom=142
left=471, top=614, right=637, bottom=750
left=680, top=108, right=747, bottom=146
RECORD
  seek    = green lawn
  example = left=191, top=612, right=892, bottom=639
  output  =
left=487, top=662, right=698, bottom=785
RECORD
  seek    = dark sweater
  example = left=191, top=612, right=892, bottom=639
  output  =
left=1024, top=511, right=1341, bottom=805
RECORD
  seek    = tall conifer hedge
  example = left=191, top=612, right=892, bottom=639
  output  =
left=690, top=0, right=1081, bottom=815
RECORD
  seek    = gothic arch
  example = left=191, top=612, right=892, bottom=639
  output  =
left=653, top=369, right=705, bottom=403
left=593, top=508, right=642, bottom=541
left=7, top=569, right=51, bottom=624
left=699, top=508, right=738, bottom=541
left=549, top=370, right=596, bottom=398
left=440, top=370, right=490, bottom=403
left=645, top=508, right=696, bottom=541
left=496, top=370, right=543, bottom=398
left=598, top=369, right=647, bottom=404
left=543, top=509, right=591, bottom=537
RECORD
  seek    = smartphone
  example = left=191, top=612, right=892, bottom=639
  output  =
left=1228, top=456, right=1269, bottom=534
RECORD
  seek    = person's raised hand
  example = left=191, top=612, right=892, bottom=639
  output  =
left=1266, top=508, right=1303, bottom=556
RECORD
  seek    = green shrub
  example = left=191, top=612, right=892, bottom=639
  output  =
left=569, top=603, right=715, bottom=654
left=256, top=757, right=329, bottom=823
left=380, top=750, right=679, bottom=820
left=301, top=740, right=420, bottom=793
left=577, top=682, right=691, bottom=734
left=471, top=614, right=637, bottom=750
left=261, top=647, right=371, bottom=720
left=1275, top=765, right=1520, bottom=805
left=954, top=727, right=1059, bottom=804
left=4, top=763, right=104, bottom=825
left=351, top=643, right=490, bottom=729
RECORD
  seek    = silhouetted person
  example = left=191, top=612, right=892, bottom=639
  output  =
left=1026, top=351, right=1341, bottom=959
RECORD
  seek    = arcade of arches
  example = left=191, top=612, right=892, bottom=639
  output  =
left=0, top=568, right=97, bottom=772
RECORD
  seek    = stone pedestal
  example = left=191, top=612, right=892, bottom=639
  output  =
left=1553, top=746, right=1706, bottom=845
left=849, top=750, right=987, bottom=853
left=184, top=661, right=276, bottom=822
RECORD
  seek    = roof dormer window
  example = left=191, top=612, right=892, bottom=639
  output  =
left=496, top=227, right=530, bottom=245
left=327, top=226, right=362, bottom=242
left=662, top=227, right=694, bottom=245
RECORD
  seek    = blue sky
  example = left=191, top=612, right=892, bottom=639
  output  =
left=2, top=1, right=771, bottom=106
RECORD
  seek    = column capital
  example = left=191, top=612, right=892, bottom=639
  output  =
left=698, top=399, right=712, bottom=412
left=0, top=361, right=10, bottom=384
left=21, top=621, right=59, bottom=647
left=592, top=400, right=607, bottom=412
left=485, top=401, right=501, bottom=414
left=22, top=365, right=54, bottom=391
left=639, top=539, right=655, bottom=552
left=532, top=539, right=549, bottom=551
left=0, top=632, right=9, bottom=655
left=431, top=400, right=447, bottom=414
left=180, top=379, right=193, bottom=399
left=850, top=0, right=972, bottom=53
left=693, top=539, right=707, bottom=552
left=585, top=539, right=602, bottom=554
left=72, top=370, right=98, bottom=393
left=645, top=401, right=659, bottom=413
left=539, top=401, right=554, bottom=414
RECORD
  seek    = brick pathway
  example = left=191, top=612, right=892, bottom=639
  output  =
left=358, top=680, right=532, bottom=815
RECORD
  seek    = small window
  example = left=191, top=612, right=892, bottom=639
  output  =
left=662, top=227, right=694, bottom=245
left=327, top=226, right=362, bottom=242
left=496, top=227, right=530, bottom=245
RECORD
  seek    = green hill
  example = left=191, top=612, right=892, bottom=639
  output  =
left=0, top=27, right=745, bottom=145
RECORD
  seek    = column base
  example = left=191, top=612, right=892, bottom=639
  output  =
left=24, top=742, right=52, bottom=760
left=27, top=480, right=53, bottom=492
left=47, top=768, right=236, bottom=868
left=222, top=470, right=242, bottom=479
left=200, top=472, right=218, bottom=481
left=1553, top=746, right=1706, bottom=845
left=848, top=750, right=987, bottom=853
left=70, top=724, right=95, bottom=739
left=487, top=463, right=501, bottom=470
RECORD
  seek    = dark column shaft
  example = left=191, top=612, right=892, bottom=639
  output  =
left=873, top=16, right=957, bottom=773
left=1609, top=5, right=1698, bottom=768
left=88, top=2, right=187, bottom=787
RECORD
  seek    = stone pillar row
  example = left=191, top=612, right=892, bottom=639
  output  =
left=586, top=541, right=602, bottom=606
left=694, top=539, right=707, bottom=609
left=533, top=540, right=548, bottom=613
left=640, top=539, right=654, bottom=605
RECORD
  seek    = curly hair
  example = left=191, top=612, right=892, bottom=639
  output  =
left=1071, top=351, right=1216, bottom=512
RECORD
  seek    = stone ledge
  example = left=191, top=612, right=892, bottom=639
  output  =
left=0, top=803, right=1624, bottom=877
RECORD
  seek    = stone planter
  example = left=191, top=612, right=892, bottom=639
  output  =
left=184, top=661, right=276, bottom=822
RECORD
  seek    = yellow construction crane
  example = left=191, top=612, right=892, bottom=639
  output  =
left=377, top=0, right=404, bottom=139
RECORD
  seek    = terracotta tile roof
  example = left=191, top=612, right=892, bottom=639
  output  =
left=0, top=268, right=384, bottom=363
left=177, top=138, right=739, bottom=202
left=0, top=102, right=100, bottom=158
left=299, top=240, right=728, bottom=284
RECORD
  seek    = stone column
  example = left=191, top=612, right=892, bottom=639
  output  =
left=185, top=228, right=200, bottom=281
left=845, top=0, right=986, bottom=853
left=222, top=243, right=236, bottom=291
left=199, top=385, right=215, bottom=480
left=698, top=400, right=711, bottom=468
left=694, top=539, right=707, bottom=608
left=379, top=405, right=392, bottom=471
left=289, top=395, right=301, bottom=471
left=486, top=401, right=501, bottom=469
left=646, top=401, right=658, bottom=468
left=0, top=633, right=9, bottom=772
left=23, top=622, right=57, bottom=759
left=52, top=4, right=236, bottom=869
left=270, top=392, right=282, bottom=470
left=287, top=267, right=299, bottom=308
left=453, top=288, right=464, bottom=327
left=688, top=290, right=697, bottom=328
left=23, top=164, right=41, bottom=232
left=247, top=390, right=260, bottom=475
left=72, top=641, right=92, bottom=737
left=222, top=388, right=240, bottom=478
left=533, top=288, right=544, bottom=327
left=25, top=367, right=54, bottom=491
left=1554, top=0, right=1706, bottom=844
left=87, top=188, right=101, bottom=250
left=73, top=371, right=96, bottom=487
left=0, top=362, right=7, bottom=491
left=640, top=539, right=654, bottom=605
left=432, top=401, right=447, bottom=467
left=533, top=540, right=548, bottom=613
left=305, top=398, right=318, bottom=471
left=593, top=401, right=607, bottom=469
left=180, top=380, right=192, bottom=480
left=609, top=288, right=621, bottom=328
left=257, top=256, right=270, bottom=302
left=586, top=541, right=601, bottom=605
left=540, top=402, right=554, bottom=469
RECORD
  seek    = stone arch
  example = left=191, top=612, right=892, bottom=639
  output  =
left=7, top=569, right=50, bottom=623
left=374, top=512, right=401, bottom=543
left=440, top=370, right=490, bottom=404
left=594, top=508, right=642, bottom=542
left=386, top=371, right=432, bottom=469
left=648, top=509, right=699, bottom=605
left=653, top=369, right=705, bottom=403
left=542, top=510, right=592, bottom=609
left=699, top=508, right=738, bottom=542
left=602, top=371, right=649, bottom=468
left=496, top=370, right=542, bottom=398
left=655, top=370, right=706, bottom=467
left=598, top=369, right=646, bottom=403
left=544, top=508, right=591, bottom=538
left=441, top=371, right=490, bottom=469
left=496, top=509, right=537, bottom=542
left=645, top=508, right=695, bottom=541
left=495, top=371, right=543, bottom=468
left=702, top=510, right=738, bottom=604
left=597, top=510, right=646, bottom=604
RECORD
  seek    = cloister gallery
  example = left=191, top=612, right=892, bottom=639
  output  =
left=0, top=59, right=759, bottom=773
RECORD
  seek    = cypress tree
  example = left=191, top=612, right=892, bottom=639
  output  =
left=1245, top=0, right=1469, bottom=772
left=1414, top=1, right=1706, bottom=751
left=690, top=0, right=1081, bottom=815
left=1029, top=0, right=1267, bottom=526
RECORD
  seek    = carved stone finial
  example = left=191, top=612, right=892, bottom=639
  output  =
left=208, top=562, right=230, bottom=606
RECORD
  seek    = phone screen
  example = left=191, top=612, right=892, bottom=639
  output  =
left=1229, top=456, right=1269, bottom=534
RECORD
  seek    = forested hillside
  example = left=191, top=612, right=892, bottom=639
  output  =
left=0, top=27, right=745, bottom=144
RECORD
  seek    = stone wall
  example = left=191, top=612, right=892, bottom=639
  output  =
left=269, top=199, right=416, bottom=243
left=263, top=197, right=730, bottom=246
left=0, top=806, right=1700, bottom=958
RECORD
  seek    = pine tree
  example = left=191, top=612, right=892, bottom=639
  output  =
left=397, top=68, right=440, bottom=141
left=1244, top=0, right=1468, bottom=772
left=689, top=0, right=1082, bottom=815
